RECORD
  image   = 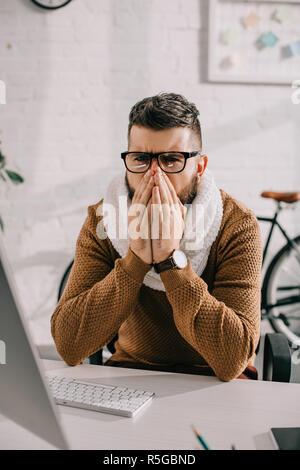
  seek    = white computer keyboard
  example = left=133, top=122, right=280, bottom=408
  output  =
left=47, top=375, right=155, bottom=418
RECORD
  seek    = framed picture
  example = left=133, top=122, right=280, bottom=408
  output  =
left=208, top=0, right=300, bottom=84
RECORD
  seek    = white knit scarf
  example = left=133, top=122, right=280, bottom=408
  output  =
left=99, top=169, right=223, bottom=292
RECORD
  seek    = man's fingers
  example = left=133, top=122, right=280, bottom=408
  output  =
left=155, top=172, right=174, bottom=230
left=151, top=185, right=163, bottom=239
left=146, top=197, right=152, bottom=238
left=140, top=175, right=155, bottom=207
left=155, top=170, right=170, bottom=206
left=177, top=197, right=187, bottom=220
left=160, top=173, right=186, bottom=218
left=139, top=198, right=151, bottom=239
left=162, top=172, right=178, bottom=206
left=130, top=172, right=154, bottom=235
left=161, top=173, right=185, bottom=227
left=132, top=170, right=153, bottom=206
left=152, top=184, right=161, bottom=206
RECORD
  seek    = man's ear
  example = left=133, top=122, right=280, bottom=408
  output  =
left=197, top=154, right=208, bottom=182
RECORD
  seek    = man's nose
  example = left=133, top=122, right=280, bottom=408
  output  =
left=149, top=157, right=159, bottom=173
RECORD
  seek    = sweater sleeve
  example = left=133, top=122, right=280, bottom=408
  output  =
left=159, top=214, right=263, bottom=382
left=51, top=202, right=152, bottom=366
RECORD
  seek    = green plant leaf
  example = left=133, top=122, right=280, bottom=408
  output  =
left=0, top=151, right=5, bottom=170
left=0, top=215, right=4, bottom=232
left=0, top=171, right=6, bottom=182
left=5, top=169, right=24, bottom=184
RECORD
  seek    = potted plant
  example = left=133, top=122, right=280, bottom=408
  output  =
left=0, top=141, right=24, bottom=231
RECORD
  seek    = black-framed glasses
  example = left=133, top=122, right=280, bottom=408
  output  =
left=121, top=151, right=200, bottom=174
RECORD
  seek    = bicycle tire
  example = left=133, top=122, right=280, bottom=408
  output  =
left=262, top=235, right=300, bottom=346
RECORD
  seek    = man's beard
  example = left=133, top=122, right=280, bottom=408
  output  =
left=125, top=172, right=199, bottom=205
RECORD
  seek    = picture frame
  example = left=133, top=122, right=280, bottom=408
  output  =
left=208, top=0, right=300, bottom=85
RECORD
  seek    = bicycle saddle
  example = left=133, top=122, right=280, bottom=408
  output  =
left=261, top=191, right=300, bottom=204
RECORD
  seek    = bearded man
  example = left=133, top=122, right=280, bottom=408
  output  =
left=51, top=93, right=262, bottom=382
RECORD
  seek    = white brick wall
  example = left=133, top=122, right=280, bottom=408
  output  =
left=0, top=0, right=299, bottom=350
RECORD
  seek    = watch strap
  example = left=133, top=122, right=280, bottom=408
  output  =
left=153, top=255, right=177, bottom=274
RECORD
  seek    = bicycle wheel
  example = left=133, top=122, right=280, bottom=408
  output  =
left=262, top=235, right=300, bottom=347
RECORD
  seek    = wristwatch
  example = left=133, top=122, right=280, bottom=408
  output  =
left=153, top=249, right=188, bottom=274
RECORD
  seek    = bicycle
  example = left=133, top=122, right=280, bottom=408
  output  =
left=259, top=191, right=300, bottom=348
left=58, top=190, right=300, bottom=349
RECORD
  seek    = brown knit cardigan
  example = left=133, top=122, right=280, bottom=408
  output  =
left=51, top=188, right=263, bottom=381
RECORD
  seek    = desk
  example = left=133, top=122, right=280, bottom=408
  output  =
left=1, top=359, right=300, bottom=450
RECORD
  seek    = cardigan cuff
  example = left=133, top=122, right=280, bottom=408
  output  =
left=117, top=247, right=152, bottom=283
left=160, top=259, right=198, bottom=291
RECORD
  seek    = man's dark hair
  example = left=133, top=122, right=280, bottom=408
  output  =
left=128, top=92, right=202, bottom=150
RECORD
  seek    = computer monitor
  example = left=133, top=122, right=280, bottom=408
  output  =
left=0, top=234, right=69, bottom=450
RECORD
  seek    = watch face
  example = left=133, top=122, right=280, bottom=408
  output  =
left=173, top=250, right=187, bottom=269
left=31, top=0, right=73, bottom=9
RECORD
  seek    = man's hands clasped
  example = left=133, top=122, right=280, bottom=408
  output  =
left=128, top=167, right=186, bottom=265
left=128, top=169, right=154, bottom=265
